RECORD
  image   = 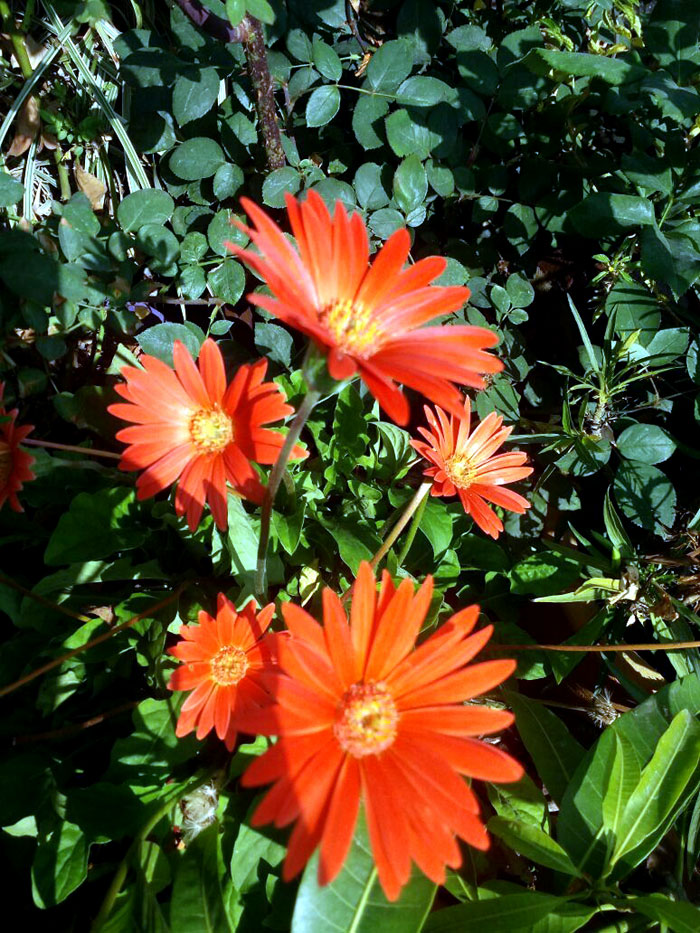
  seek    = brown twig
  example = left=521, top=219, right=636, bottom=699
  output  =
left=0, top=572, right=93, bottom=623
left=22, top=438, right=121, bottom=459
left=0, top=586, right=185, bottom=699
left=496, top=640, right=700, bottom=653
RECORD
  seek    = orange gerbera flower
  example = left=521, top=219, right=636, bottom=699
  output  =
left=108, top=338, right=306, bottom=531
left=411, top=399, right=532, bottom=539
left=227, top=191, right=502, bottom=426
left=168, top=594, right=277, bottom=751
left=239, top=562, right=522, bottom=901
left=0, top=383, right=35, bottom=512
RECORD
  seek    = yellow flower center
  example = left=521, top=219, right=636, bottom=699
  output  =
left=210, top=645, right=248, bottom=686
left=189, top=408, right=233, bottom=454
left=444, top=452, right=478, bottom=489
left=333, top=682, right=398, bottom=758
left=0, top=440, right=12, bottom=489
left=320, top=298, right=382, bottom=355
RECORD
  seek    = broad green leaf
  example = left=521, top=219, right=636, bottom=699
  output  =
left=170, top=137, right=225, bottom=180
left=366, top=40, right=412, bottom=92
left=487, top=774, right=548, bottom=829
left=630, top=894, right=700, bottom=933
left=425, top=891, right=570, bottom=932
left=31, top=821, right=89, bottom=908
left=170, top=826, right=235, bottom=933
left=611, top=710, right=700, bottom=878
left=614, top=461, right=676, bottom=537
left=640, top=224, right=700, bottom=299
left=523, top=49, right=645, bottom=84
left=616, top=423, right=676, bottom=465
left=354, top=162, right=390, bottom=210
left=44, top=487, right=145, bottom=565
left=137, top=321, right=206, bottom=366
left=352, top=94, right=389, bottom=149
left=306, top=85, right=341, bottom=127
left=396, top=76, right=454, bottom=107
left=172, top=67, right=220, bottom=126
left=291, top=811, right=436, bottom=932
left=557, top=727, right=639, bottom=878
left=108, top=697, right=198, bottom=783
left=0, top=171, right=24, bottom=207
left=569, top=194, right=655, bottom=238
left=117, top=189, right=174, bottom=232
left=208, top=260, right=245, bottom=304
left=488, top=817, right=582, bottom=876
left=312, top=37, right=342, bottom=81
left=262, top=166, right=301, bottom=208
left=504, top=692, right=585, bottom=805
left=393, top=155, right=428, bottom=215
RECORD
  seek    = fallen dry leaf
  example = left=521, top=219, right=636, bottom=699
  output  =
left=75, top=162, right=107, bottom=210
left=7, top=95, right=40, bottom=157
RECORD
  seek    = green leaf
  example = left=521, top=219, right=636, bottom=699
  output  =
left=291, top=810, right=436, bottom=932
left=393, top=155, right=428, bottom=215
left=172, top=67, right=220, bottom=126
left=262, top=166, right=301, bottom=208
left=306, top=85, right=341, bottom=127
left=0, top=171, right=24, bottom=207
left=225, top=0, right=245, bottom=27
left=366, top=40, right=412, bottom=92
left=557, top=727, right=640, bottom=878
left=213, top=163, right=244, bottom=201
left=614, top=461, right=676, bottom=536
left=487, top=775, right=548, bottom=829
left=616, top=423, right=676, bottom=465
left=630, top=895, right=700, bottom=933
left=504, top=692, right=585, bottom=805
left=216, top=495, right=259, bottom=586
left=352, top=95, right=389, bottom=149
left=354, top=162, right=390, bottom=210
left=207, top=209, right=240, bottom=256
left=385, top=108, right=438, bottom=160
left=611, top=710, right=700, bottom=878
left=509, top=552, right=580, bottom=597
left=312, top=37, right=342, bottom=81
left=396, top=76, right=454, bottom=107
left=136, top=223, right=180, bottom=271
left=523, top=49, right=645, bottom=85
left=44, top=488, right=146, bottom=565
left=117, top=189, right=174, bottom=232
left=255, top=321, right=293, bottom=368
left=170, top=137, right=225, bottom=180
left=108, top=697, right=198, bottom=783
left=488, top=817, right=583, bottom=876
left=424, top=891, right=570, bottom=932
left=603, top=488, right=633, bottom=557
left=569, top=194, right=655, bottom=237
left=31, top=821, right=89, bottom=908
left=170, top=826, right=235, bottom=933
left=607, top=279, right=660, bottom=347
left=207, top=260, right=245, bottom=304
left=137, top=322, right=206, bottom=366
left=419, top=499, right=453, bottom=558
left=246, top=0, right=275, bottom=25
left=640, top=224, right=700, bottom=300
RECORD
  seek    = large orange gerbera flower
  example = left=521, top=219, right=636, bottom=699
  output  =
left=108, top=339, right=306, bottom=531
left=227, top=191, right=502, bottom=426
left=411, top=399, right=532, bottom=539
left=0, top=383, right=35, bottom=512
left=168, top=594, right=277, bottom=751
left=238, top=562, right=522, bottom=901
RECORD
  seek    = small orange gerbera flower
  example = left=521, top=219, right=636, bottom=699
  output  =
left=238, top=562, right=522, bottom=901
left=108, top=338, right=306, bottom=531
left=168, top=594, right=277, bottom=751
left=411, top=399, right=533, bottom=539
left=227, top=191, right=502, bottom=426
left=0, top=383, right=35, bottom=513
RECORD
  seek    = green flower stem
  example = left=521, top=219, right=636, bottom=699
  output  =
left=370, top=482, right=432, bottom=572
left=90, top=770, right=212, bottom=932
left=0, top=0, right=33, bottom=79
left=396, top=483, right=430, bottom=568
left=255, top=388, right=321, bottom=597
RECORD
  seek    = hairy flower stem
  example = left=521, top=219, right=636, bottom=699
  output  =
left=396, top=484, right=430, bottom=568
left=497, top=640, right=700, bottom=653
left=255, top=389, right=321, bottom=597
left=90, top=769, right=213, bottom=932
left=371, top=482, right=432, bottom=572
left=22, top=437, right=121, bottom=459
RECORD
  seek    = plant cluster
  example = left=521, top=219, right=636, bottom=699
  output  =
left=1, top=0, right=700, bottom=931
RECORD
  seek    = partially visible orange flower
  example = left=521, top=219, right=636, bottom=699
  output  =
left=108, top=339, right=306, bottom=531
left=238, top=561, right=522, bottom=901
left=227, top=191, right=502, bottom=426
left=167, top=594, right=277, bottom=751
left=0, top=383, right=35, bottom=512
left=411, top=399, right=532, bottom=539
